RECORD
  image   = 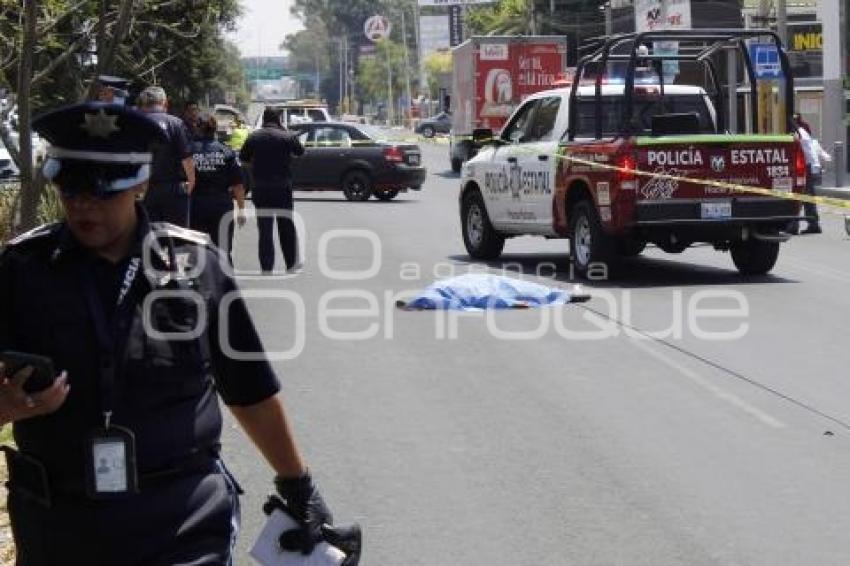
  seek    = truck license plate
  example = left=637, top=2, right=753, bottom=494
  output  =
left=407, top=154, right=420, bottom=166
left=701, top=201, right=732, bottom=219
left=772, top=177, right=793, bottom=192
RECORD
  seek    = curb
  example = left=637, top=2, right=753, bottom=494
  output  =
left=816, top=187, right=850, bottom=201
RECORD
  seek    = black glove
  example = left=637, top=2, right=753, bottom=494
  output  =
left=273, top=472, right=333, bottom=555
left=322, top=523, right=362, bottom=566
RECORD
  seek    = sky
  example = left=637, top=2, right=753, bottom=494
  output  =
left=229, top=0, right=306, bottom=58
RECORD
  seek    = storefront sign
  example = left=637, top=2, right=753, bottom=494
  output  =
left=789, top=23, right=823, bottom=53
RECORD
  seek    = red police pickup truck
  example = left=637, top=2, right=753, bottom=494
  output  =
left=460, top=29, right=807, bottom=278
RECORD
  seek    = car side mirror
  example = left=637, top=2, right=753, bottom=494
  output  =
left=472, top=128, right=494, bottom=145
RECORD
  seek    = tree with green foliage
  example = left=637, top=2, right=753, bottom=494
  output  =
left=357, top=39, right=407, bottom=112
left=465, top=0, right=538, bottom=36
left=423, top=50, right=451, bottom=99
left=0, top=0, right=247, bottom=233
left=287, top=0, right=420, bottom=110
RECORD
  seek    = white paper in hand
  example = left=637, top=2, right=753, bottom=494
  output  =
left=250, top=508, right=346, bottom=566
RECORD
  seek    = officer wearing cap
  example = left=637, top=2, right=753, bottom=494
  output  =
left=190, top=112, right=246, bottom=262
left=138, top=86, right=196, bottom=227
left=0, top=103, right=348, bottom=564
left=95, top=75, right=130, bottom=105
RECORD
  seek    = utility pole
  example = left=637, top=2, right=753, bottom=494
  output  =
left=820, top=0, right=846, bottom=186
left=386, top=42, right=394, bottom=126
left=401, top=8, right=413, bottom=127
left=414, top=1, right=427, bottom=105
left=338, top=38, right=344, bottom=113
left=605, top=2, right=613, bottom=37
left=776, top=0, right=787, bottom=47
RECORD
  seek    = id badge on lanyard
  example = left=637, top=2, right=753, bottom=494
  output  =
left=80, top=256, right=143, bottom=499
left=85, top=423, right=138, bottom=499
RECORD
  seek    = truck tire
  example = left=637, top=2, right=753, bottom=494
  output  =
left=342, top=170, right=372, bottom=201
left=451, top=157, right=463, bottom=173
left=375, top=189, right=399, bottom=201
left=730, top=239, right=780, bottom=275
left=569, top=200, right=616, bottom=278
left=461, top=191, right=504, bottom=260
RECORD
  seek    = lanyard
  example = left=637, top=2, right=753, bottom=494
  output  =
left=79, top=255, right=142, bottom=430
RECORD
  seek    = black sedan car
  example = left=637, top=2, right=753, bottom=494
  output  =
left=414, top=112, right=452, bottom=138
left=288, top=122, right=426, bottom=201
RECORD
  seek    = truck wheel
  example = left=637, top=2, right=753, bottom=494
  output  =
left=461, top=191, right=504, bottom=260
left=342, top=171, right=372, bottom=201
left=375, top=189, right=399, bottom=201
left=730, top=239, right=780, bottom=276
left=451, top=157, right=462, bottom=173
left=569, top=201, right=616, bottom=278
left=618, top=239, right=646, bottom=257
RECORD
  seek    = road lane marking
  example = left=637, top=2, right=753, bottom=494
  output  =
left=626, top=335, right=787, bottom=429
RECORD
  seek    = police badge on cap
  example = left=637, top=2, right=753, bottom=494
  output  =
left=32, top=103, right=167, bottom=197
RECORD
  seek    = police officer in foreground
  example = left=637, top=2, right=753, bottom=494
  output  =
left=239, top=108, right=304, bottom=273
left=0, top=103, right=358, bottom=564
left=138, top=86, right=196, bottom=226
left=190, top=112, right=246, bottom=262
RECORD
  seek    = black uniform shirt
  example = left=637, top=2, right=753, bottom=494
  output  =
left=239, top=123, right=305, bottom=185
left=147, top=111, right=193, bottom=185
left=191, top=138, right=242, bottom=199
left=0, top=209, right=280, bottom=483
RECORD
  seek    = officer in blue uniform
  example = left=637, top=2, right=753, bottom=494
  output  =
left=190, top=112, right=246, bottom=262
left=0, top=103, right=355, bottom=565
left=137, top=86, right=196, bottom=227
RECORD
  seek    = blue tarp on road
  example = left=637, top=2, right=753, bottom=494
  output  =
left=399, top=274, right=585, bottom=311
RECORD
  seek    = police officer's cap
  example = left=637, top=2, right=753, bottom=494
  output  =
left=97, top=74, right=129, bottom=89
left=33, top=102, right=167, bottom=196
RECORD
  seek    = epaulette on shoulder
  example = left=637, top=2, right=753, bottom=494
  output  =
left=3, top=222, right=62, bottom=250
left=150, top=222, right=213, bottom=247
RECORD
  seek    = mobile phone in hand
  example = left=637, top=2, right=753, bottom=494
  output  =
left=0, top=351, right=57, bottom=394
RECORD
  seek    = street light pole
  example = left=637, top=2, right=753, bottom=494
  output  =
left=386, top=41, right=394, bottom=126
left=401, top=7, right=413, bottom=127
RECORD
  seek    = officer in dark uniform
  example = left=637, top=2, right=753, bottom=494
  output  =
left=138, top=86, right=196, bottom=227
left=0, top=103, right=355, bottom=565
left=239, top=108, right=304, bottom=273
left=190, top=112, right=246, bottom=262
left=183, top=100, right=203, bottom=141
left=95, top=75, right=130, bottom=105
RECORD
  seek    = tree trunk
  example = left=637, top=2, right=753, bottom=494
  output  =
left=85, top=0, right=135, bottom=100
left=16, top=0, right=39, bottom=233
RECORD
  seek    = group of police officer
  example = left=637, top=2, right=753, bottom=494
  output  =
left=0, top=76, right=357, bottom=564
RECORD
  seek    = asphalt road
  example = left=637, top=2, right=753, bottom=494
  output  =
left=223, top=138, right=850, bottom=565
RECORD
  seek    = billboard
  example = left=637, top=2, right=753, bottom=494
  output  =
left=420, top=14, right=450, bottom=59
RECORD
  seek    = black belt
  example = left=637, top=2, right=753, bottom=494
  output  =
left=3, top=446, right=219, bottom=507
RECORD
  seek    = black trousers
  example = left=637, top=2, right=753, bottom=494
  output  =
left=253, top=184, right=297, bottom=272
left=191, top=195, right=235, bottom=261
left=803, top=165, right=821, bottom=228
left=145, top=182, right=190, bottom=227
left=9, top=464, right=240, bottom=566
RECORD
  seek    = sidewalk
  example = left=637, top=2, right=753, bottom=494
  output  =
left=816, top=185, right=850, bottom=200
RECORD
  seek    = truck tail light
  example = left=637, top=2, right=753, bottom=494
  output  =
left=794, top=146, right=806, bottom=187
left=616, top=154, right=637, bottom=188
left=383, top=146, right=404, bottom=163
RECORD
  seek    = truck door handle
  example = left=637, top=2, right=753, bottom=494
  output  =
left=507, top=157, right=518, bottom=164
left=538, top=155, right=549, bottom=161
